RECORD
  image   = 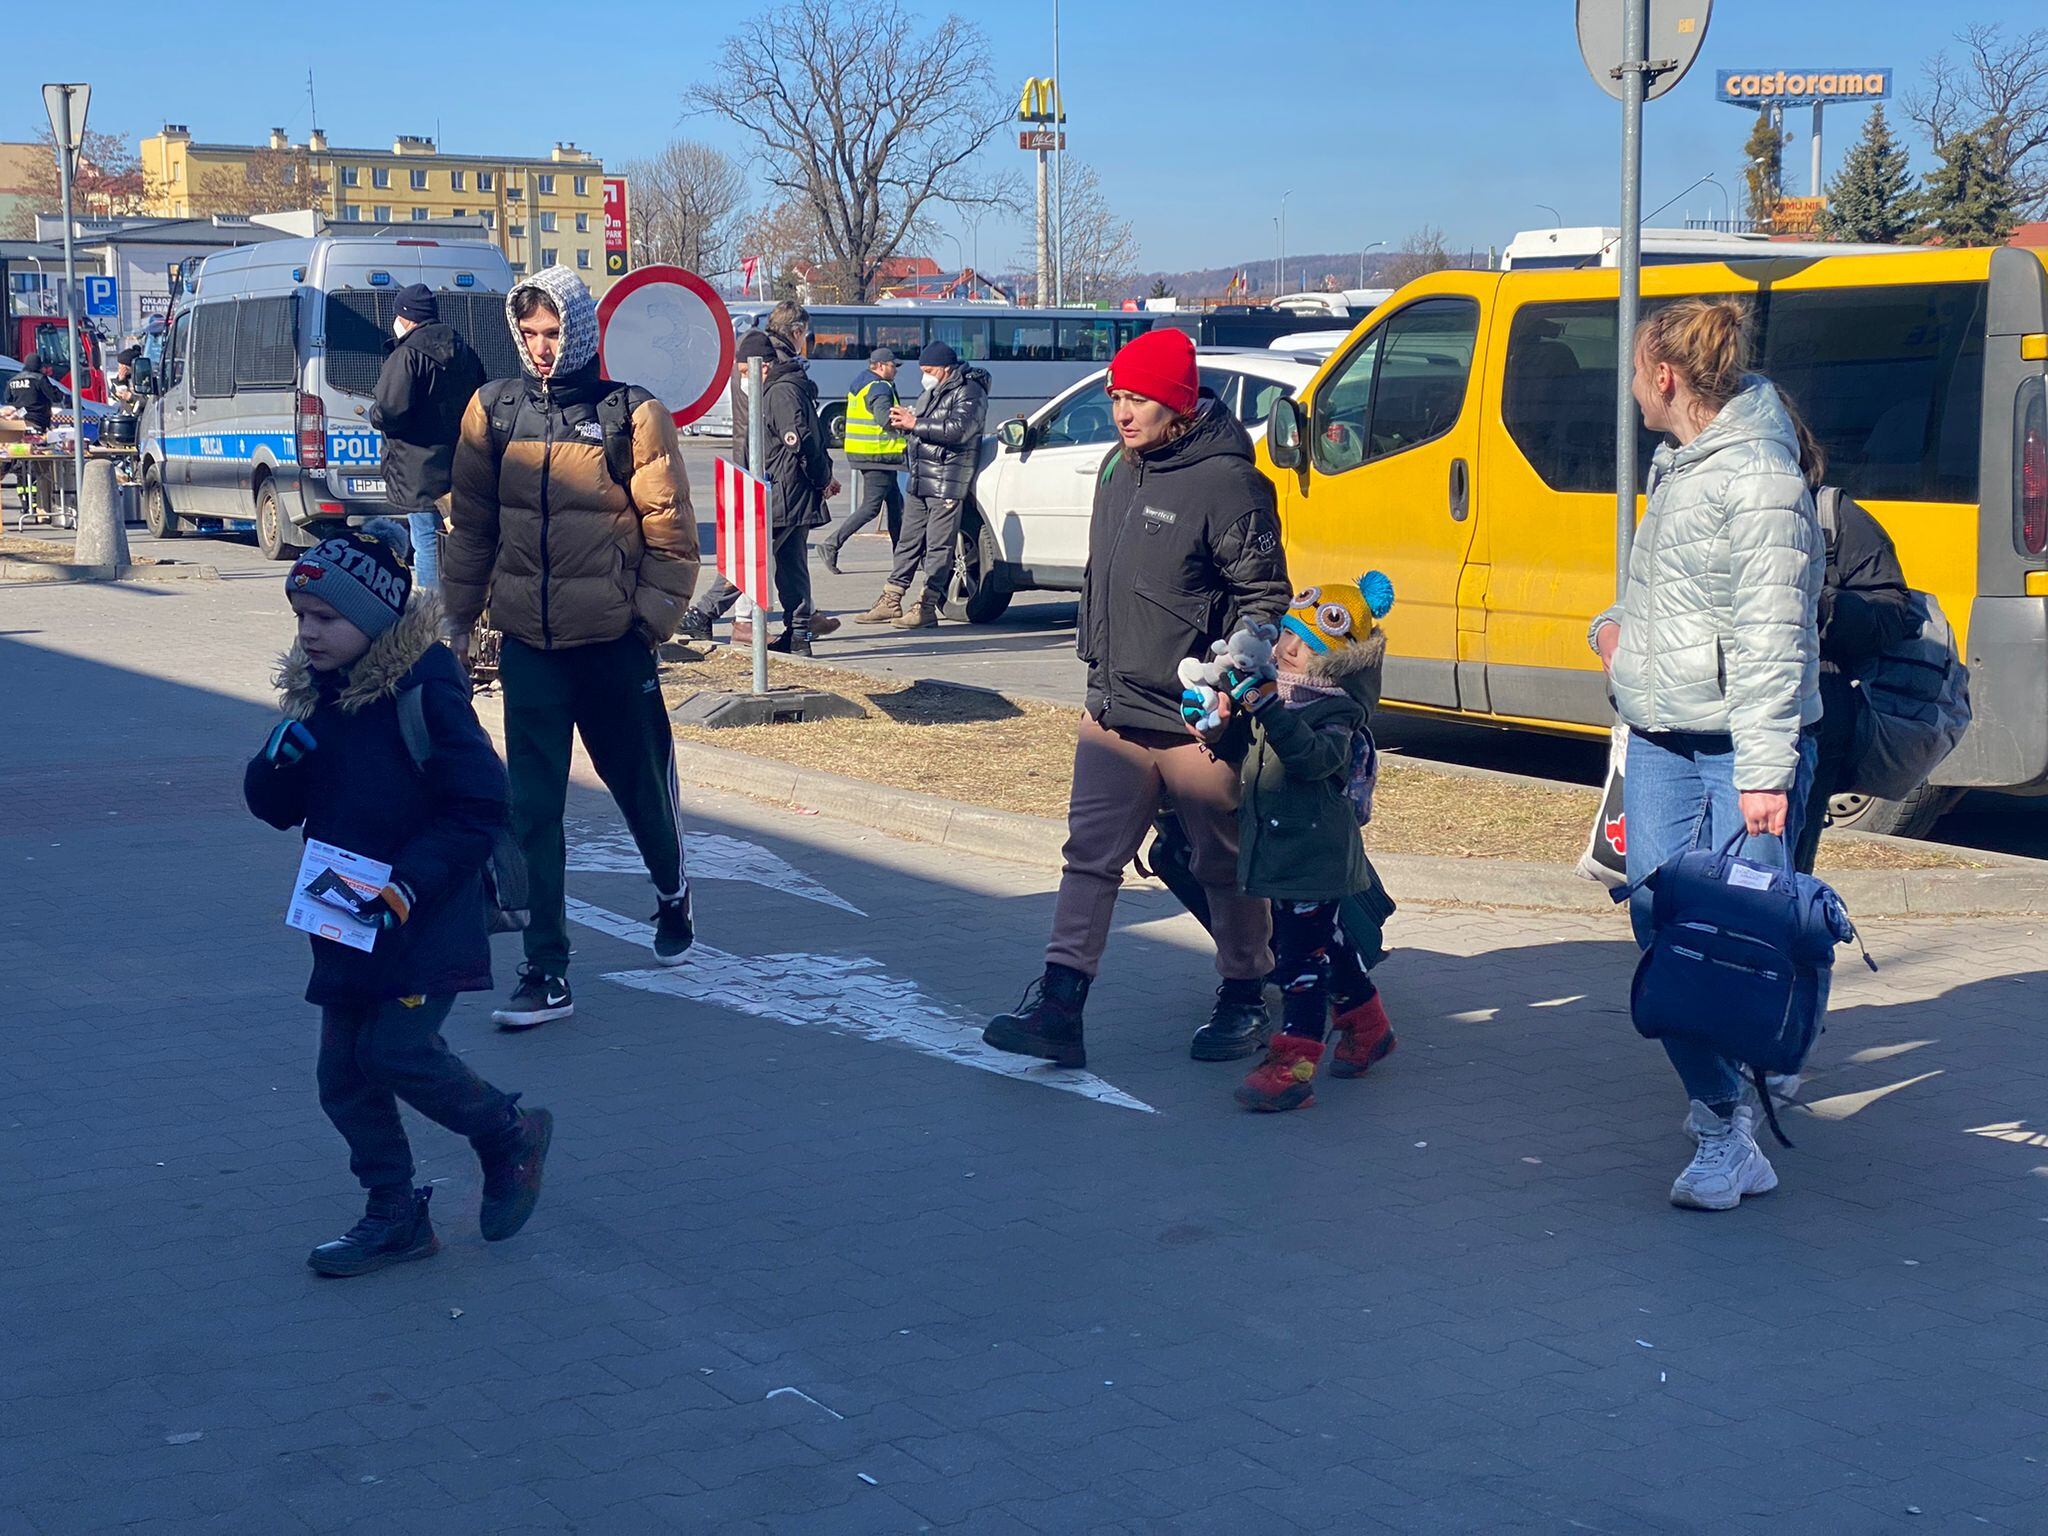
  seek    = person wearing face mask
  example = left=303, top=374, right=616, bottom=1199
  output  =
left=679, top=305, right=841, bottom=652
left=857, top=340, right=989, bottom=628
left=370, top=285, right=487, bottom=591
left=982, top=327, right=1291, bottom=1070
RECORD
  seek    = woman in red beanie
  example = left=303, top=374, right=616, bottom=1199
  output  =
left=984, top=327, right=1292, bottom=1068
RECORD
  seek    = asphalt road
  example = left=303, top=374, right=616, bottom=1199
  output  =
left=32, top=434, right=2045, bottom=862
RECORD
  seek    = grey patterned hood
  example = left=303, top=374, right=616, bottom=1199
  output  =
left=505, top=265, right=600, bottom=379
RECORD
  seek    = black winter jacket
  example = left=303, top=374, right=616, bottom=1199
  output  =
left=1814, top=488, right=1915, bottom=789
left=5, top=368, right=67, bottom=431
left=1079, top=401, right=1292, bottom=735
left=759, top=354, right=835, bottom=529
left=371, top=322, right=487, bottom=512
left=905, top=365, right=989, bottom=501
left=244, top=595, right=508, bottom=1006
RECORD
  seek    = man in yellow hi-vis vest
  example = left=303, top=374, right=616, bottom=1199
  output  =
left=820, top=347, right=907, bottom=574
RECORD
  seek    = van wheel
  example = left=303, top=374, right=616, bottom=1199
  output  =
left=946, top=512, right=1012, bottom=624
left=823, top=406, right=847, bottom=450
left=142, top=468, right=181, bottom=538
left=255, top=481, right=293, bottom=561
left=1827, top=782, right=1963, bottom=840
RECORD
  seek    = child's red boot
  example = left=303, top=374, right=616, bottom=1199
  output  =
left=1234, top=1031, right=1325, bottom=1112
left=1329, top=993, right=1396, bottom=1079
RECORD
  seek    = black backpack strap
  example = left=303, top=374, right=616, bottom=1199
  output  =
left=1752, top=1064, right=1795, bottom=1149
left=596, top=383, right=640, bottom=506
left=481, top=378, right=523, bottom=468
left=396, top=685, right=432, bottom=772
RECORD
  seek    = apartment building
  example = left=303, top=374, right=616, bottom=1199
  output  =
left=140, top=126, right=615, bottom=290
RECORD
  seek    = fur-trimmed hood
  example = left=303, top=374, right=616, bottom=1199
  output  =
left=1293, top=628, right=1386, bottom=715
left=276, top=590, right=446, bottom=719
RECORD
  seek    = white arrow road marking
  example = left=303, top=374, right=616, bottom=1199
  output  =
left=564, top=897, right=1155, bottom=1114
left=565, top=826, right=865, bottom=916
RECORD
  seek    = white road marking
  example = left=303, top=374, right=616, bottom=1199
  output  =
left=565, top=826, right=865, bottom=916
left=564, top=897, right=1155, bottom=1114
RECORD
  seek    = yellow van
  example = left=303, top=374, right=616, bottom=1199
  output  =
left=1260, top=247, right=2048, bottom=836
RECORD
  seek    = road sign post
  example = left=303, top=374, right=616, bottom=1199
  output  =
left=42, top=82, right=91, bottom=521
left=1576, top=2, right=1712, bottom=598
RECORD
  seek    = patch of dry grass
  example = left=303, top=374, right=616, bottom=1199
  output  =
left=660, top=648, right=1976, bottom=871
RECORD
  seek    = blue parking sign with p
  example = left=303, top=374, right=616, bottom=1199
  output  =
left=84, top=276, right=118, bottom=316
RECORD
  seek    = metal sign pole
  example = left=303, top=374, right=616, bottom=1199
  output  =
left=1614, top=0, right=1647, bottom=600
left=46, top=85, right=88, bottom=513
left=746, top=355, right=768, bottom=698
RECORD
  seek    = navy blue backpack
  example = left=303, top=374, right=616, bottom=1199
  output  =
left=1614, top=830, right=1872, bottom=1145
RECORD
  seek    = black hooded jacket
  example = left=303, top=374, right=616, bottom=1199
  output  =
left=905, top=365, right=990, bottom=500
left=1079, top=401, right=1292, bottom=735
left=371, top=321, right=488, bottom=511
left=5, top=365, right=68, bottom=431
left=758, top=347, right=835, bottom=530
left=1815, top=488, right=1916, bottom=786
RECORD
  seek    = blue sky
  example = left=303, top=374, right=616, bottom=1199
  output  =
left=42, top=0, right=1992, bottom=275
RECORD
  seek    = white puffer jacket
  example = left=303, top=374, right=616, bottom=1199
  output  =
left=1590, top=377, right=1823, bottom=792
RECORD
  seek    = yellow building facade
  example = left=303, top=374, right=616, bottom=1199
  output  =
left=140, top=126, right=615, bottom=292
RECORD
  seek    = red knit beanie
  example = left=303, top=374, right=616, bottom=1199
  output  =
left=1107, top=327, right=1199, bottom=416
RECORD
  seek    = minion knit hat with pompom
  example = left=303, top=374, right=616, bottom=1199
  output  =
left=1280, top=570, right=1396, bottom=660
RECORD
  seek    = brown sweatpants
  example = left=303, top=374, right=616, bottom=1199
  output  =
left=1045, top=712, right=1273, bottom=981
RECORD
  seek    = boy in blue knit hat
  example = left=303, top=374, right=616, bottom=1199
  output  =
left=246, top=520, right=553, bottom=1275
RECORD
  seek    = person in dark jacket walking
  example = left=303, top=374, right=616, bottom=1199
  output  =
left=856, top=341, right=988, bottom=629
left=371, top=285, right=487, bottom=591
left=245, top=519, right=552, bottom=1278
left=984, top=327, right=1291, bottom=1070
left=443, top=266, right=702, bottom=1029
left=1202, top=574, right=1399, bottom=1112
left=820, top=347, right=906, bottom=572
left=680, top=305, right=841, bottom=653
left=1780, top=406, right=1916, bottom=874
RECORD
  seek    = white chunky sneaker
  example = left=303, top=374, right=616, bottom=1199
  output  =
left=1671, top=1100, right=1779, bottom=1211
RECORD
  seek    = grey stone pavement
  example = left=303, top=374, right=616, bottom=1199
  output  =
left=6, top=541, right=2048, bottom=1534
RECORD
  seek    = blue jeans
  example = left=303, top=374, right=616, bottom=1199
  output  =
left=1623, top=728, right=1818, bottom=1109
left=408, top=510, right=441, bottom=590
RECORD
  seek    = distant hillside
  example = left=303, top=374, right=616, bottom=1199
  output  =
left=996, top=246, right=1494, bottom=305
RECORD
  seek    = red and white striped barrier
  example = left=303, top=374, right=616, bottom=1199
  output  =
left=713, top=457, right=771, bottom=606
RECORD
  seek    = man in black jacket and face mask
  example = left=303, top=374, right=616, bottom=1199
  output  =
left=371, top=285, right=487, bottom=591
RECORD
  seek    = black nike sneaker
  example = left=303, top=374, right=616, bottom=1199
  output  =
left=653, top=889, right=695, bottom=966
left=492, top=963, right=573, bottom=1030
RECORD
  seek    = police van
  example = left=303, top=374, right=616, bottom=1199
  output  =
left=135, top=235, right=520, bottom=558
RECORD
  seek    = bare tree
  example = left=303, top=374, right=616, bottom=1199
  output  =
left=741, top=196, right=832, bottom=299
left=1046, top=163, right=1139, bottom=306
left=620, top=140, right=748, bottom=278
left=687, top=0, right=1016, bottom=302
left=187, top=148, right=328, bottom=217
left=5, top=128, right=148, bottom=234
left=1907, top=23, right=2048, bottom=211
left=1379, top=226, right=1454, bottom=288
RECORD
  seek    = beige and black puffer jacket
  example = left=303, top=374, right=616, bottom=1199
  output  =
left=1590, top=376, right=1823, bottom=792
left=443, top=265, right=700, bottom=650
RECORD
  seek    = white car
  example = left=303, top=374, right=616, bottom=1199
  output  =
left=954, top=349, right=1320, bottom=623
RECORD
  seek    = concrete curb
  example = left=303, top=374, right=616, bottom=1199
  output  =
left=0, top=559, right=221, bottom=585
left=668, top=740, right=2048, bottom=918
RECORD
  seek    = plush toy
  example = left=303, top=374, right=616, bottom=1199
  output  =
left=1180, top=622, right=1280, bottom=729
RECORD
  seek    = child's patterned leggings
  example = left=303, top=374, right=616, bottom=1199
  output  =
left=1271, top=899, right=1377, bottom=1040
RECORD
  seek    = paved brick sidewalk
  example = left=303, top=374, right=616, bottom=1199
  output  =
left=4, top=583, right=2047, bottom=1534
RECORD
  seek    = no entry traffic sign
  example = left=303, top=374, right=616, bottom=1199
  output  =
left=595, top=265, right=734, bottom=428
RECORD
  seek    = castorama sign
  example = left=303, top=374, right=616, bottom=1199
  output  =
left=1715, top=69, right=1890, bottom=108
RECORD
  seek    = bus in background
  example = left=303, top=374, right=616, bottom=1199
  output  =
left=730, top=301, right=1354, bottom=446
left=1502, top=225, right=1916, bottom=271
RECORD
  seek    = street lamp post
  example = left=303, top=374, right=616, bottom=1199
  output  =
left=1276, top=190, right=1293, bottom=298
left=1356, top=239, right=1385, bottom=288
left=1535, top=202, right=1562, bottom=227
left=41, top=83, right=89, bottom=523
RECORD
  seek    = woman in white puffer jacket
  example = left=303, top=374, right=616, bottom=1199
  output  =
left=1588, top=297, right=1824, bottom=1214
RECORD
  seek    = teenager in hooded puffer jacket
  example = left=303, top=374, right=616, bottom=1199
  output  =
left=983, top=328, right=1291, bottom=1071
left=443, top=266, right=701, bottom=1031
left=1589, top=297, right=1824, bottom=1213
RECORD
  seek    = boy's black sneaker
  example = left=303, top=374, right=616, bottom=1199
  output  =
left=475, top=1105, right=554, bottom=1242
left=308, top=1186, right=439, bottom=1277
left=493, top=963, right=573, bottom=1030
left=1190, top=979, right=1271, bottom=1061
left=653, top=889, right=695, bottom=966
left=678, top=609, right=712, bottom=643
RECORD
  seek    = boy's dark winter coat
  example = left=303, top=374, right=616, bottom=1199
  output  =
left=1236, top=636, right=1383, bottom=902
left=244, top=595, right=508, bottom=1005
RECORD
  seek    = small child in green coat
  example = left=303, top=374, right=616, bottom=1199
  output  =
left=1194, top=573, right=1398, bottom=1112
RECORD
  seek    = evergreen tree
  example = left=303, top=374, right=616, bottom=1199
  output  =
left=1819, top=105, right=1917, bottom=243
left=1919, top=122, right=2019, bottom=247
left=1742, top=111, right=1785, bottom=227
